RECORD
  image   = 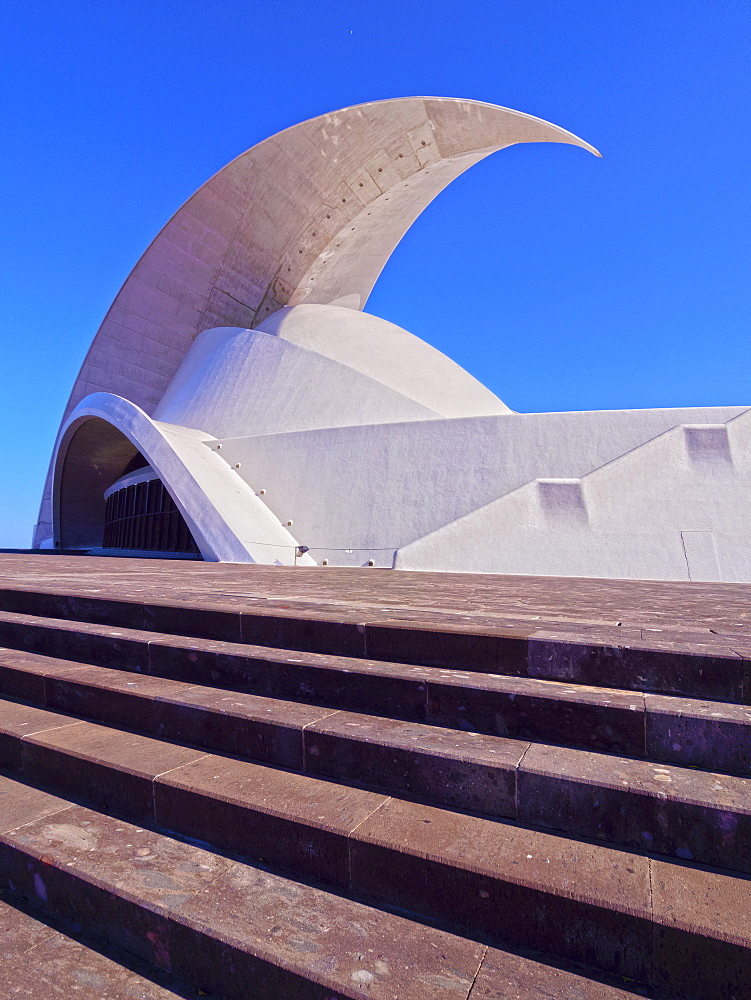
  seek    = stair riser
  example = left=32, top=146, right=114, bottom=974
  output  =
left=303, top=728, right=519, bottom=819
left=0, top=620, right=150, bottom=671
left=517, top=772, right=751, bottom=873
left=1, top=590, right=747, bottom=700
left=0, top=623, right=647, bottom=755
left=0, top=843, right=357, bottom=1000
left=646, top=706, right=751, bottom=775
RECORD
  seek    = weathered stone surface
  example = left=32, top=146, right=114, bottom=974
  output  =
left=0, top=797, right=234, bottom=965
left=528, top=633, right=745, bottom=701
left=350, top=797, right=653, bottom=980
left=147, top=633, right=274, bottom=692
left=364, top=620, right=529, bottom=674
left=651, top=858, right=751, bottom=999
left=646, top=692, right=751, bottom=774
left=0, top=610, right=151, bottom=671
left=427, top=672, right=646, bottom=754
left=1, top=556, right=751, bottom=997
left=153, top=686, right=335, bottom=768
left=304, top=712, right=526, bottom=816
left=0, top=898, right=200, bottom=998
left=241, top=610, right=367, bottom=657
left=0, top=647, right=83, bottom=703
left=169, top=860, right=486, bottom=1000
left=0, top=777, right=488, bottom=1000
left=468, top=947, right=658, bottom=999
left=154, top=754, right=387, bottom=885
left=45, top=662, right=190, bottom=734
left=0, top=774, right=73, bottom=834
left=0, top=701, right=82, bottom=771
left=2, top=555, right=751, bottom=700
left=21, top=722, right=205, bottom=819
left=518, top=743, right=751, bottom=870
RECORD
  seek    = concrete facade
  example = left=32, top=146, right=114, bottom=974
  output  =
left=35, top=97, right=751, bottom=582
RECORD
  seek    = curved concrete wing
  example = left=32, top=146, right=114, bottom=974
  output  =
left=66, top=98, right=597, bottom=419
left=53, top=393, right=311, bottom=563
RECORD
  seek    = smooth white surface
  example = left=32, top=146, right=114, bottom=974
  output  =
left=395, top=408, right=751, bottom=581
left=212, top=405, right=747, bottom=555
left=255, top=305, right=511, bottom=417
left=152, top=322, right=442, bottom=438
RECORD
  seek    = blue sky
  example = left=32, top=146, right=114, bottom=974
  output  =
left=1, top=0, right=749, bottom=547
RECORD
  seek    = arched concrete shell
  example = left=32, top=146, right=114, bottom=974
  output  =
left=151, top=306, right=511, bottom=439
left=34, top=97, right=597, bottom=544
left=253, top=305, right=511, bottom=418
left=53, top=393, right=311, bottom=564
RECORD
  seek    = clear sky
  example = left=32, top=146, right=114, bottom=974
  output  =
left=1, top=0, right=749, bottom=547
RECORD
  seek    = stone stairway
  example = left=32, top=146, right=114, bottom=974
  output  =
left=0, top=585, right=749, bottom=999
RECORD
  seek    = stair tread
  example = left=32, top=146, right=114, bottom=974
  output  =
left=3, top=698, right=750, bottom=922
left=0, top=897, right=200, bottom=998
left=469, top=946, right=656, bottom=999
left=0, top=773, right=487, bottom=1000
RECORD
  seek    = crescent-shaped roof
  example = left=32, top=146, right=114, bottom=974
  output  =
left=65, top=96, right=598, bottom=419
left=34, top=96, right=598, bottom=544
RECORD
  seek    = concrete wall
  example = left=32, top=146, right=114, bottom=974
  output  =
left=395, top=411, right=751, bottom=582
left=212, top=405, right=746, bottom=558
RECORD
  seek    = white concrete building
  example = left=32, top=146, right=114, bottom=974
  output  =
left=35, top=98, right=751, bottom=581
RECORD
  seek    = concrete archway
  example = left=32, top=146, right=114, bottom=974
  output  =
left=52, top=393, right=311, bottom=563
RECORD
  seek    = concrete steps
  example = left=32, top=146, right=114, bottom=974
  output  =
left=0, top=592, right=749, bottom=998
left=0, top=612, right=749, bottom=769
left=0, top=588, right=746, bottom=701
left=1, top=773, right=669, bottom=1000
left=0, top=654, right=749, bottom=870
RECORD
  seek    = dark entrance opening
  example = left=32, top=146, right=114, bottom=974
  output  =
left=103, top=478, right=199, bottom=554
